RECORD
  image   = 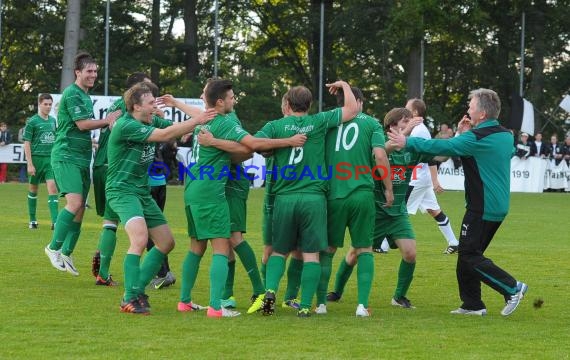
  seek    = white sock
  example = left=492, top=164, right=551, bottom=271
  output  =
left=435, top=215, right=459, bottom=246
left=381, top=238, right=390, bottom=251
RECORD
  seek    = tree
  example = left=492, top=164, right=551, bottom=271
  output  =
left=60, top=0, right=81, bottom=91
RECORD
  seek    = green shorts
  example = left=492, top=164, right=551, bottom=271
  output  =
left=227, top=195, right=247, bottom=233
left=272, top=193, right=327, bottom=254
left=52, top=161, right=90, bottom=199
left=186, top=202, right=230, bottom=240
left=262, top=193, right=275, bottom=246
left=107, top=191, right=166, bottom=228
left=327, top=190, right=375, bottom=249
left=29, top=156, right=54, bottom=185
left=373, top=213, right=415, bottom=249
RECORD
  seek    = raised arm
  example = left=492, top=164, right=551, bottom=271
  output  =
left=325, top=80, right=359, bottom=122
left=158, top=94, right=204, bottom=118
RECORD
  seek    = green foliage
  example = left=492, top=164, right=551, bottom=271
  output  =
left=0, top=184, right=569, bottom=359
left=0, top=0, right=568, bottom=134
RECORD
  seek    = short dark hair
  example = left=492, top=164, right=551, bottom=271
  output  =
left=38, top=93, right=53, bottom=103
left=384, top=107, right=412, bottom=128
left=124, top=82, right=154, bottom=113
left=204, top=79, right=233, bottom=108
left=74, top=51, right=96, bottom=72
left=286, top=86, right=312, bottom=112
left=336, top=86, right=364, bottom=107
left=126, top=72, right=150, bottom=89
left=407, top=98, right=426, bottom=117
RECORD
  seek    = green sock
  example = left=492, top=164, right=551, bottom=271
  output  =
left=334, top=258, right=355, bottom=296
left=28, top=192, right=37, bottom=222
left=48, top=208, right=75, bottom=250
left=209, top=254, right=229, bottom=310
left=299, top=262, right=321, bottom=310
left=223, top=260, right=236, bottom=299
left=124, top=253, right=141, bottom=302
left=234, top=241, right=264, bottom=295
left=61, top=221, right=81, bottom=256
left=48, top=195, right=59, bottom=224
left=316, top=251, right=334, bottom=304
left=283, top=257, right=303, bottom=300
left=265, top=255, right=286, bottom=293
left=138, top=247, right=166, bottom=290
left=97, top=225, right=117, bottom=280
left=260, top=261, right=267, bottom=288
left=357, top=252, right=374, bottom=307
left=180, top=251, right=202, bottom=303
left=394, top=259, right=416, bottom=299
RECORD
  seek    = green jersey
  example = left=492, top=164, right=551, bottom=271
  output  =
left=51, top=83, right=96, bottom=167
left=23, top=114, right=56, bottom=157
left=226, top=164, right=250, bottom=200
left=255, top=109, right=341, bottom=195
left=184, top=112, right=249, bottom=205
left=375, top=149, right=431, bottom=216
left=93, top=98, right=125, bottom=167
left=325, top=112, right=385, bottom=199
left=106, top=113, right=172, bottom=196
left=225, top=115, right=251, bottom=200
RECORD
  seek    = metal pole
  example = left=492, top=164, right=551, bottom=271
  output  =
left=520, top=11, right=525, bottom=97
left=420, top=39, right=424, bottom=99
left=318, top=1, right=324, bottom=112
left=104, top=0, right=110, bottom=95
left=214, top=0, right=219, bottom=77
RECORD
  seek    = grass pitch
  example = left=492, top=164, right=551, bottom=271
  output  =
left=0, top=183, right=568, bottom=359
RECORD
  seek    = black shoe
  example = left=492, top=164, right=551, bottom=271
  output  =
left=138, top=293, right=151, bottom=311
left=391, top=296, right=415, bottom=309
left=262, top=291, right=276, bottom=316
left=50, top=223, right=55, bottom=231
left=443, top=245, right=458, bottom=254
left=120, top=298, right=149, bottom=314
left=373, top=248, right=388, bottom=254
left=29, top=221, right=38, bottom=229
left=326, top=291, right=342, bottom=302
left=91, top=250, right=101, bottom=278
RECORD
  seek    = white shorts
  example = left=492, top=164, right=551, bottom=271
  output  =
left=406, top=185, right=440, bottom=214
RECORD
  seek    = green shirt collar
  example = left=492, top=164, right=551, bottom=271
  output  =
left=474, top=119, right=499, bottom=129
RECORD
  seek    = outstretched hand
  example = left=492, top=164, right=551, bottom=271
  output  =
left=156, top=94, right=177, bottom=108
left=194, top=108, right=217, bottom=125
left=387, top=127, right=407, bottom=150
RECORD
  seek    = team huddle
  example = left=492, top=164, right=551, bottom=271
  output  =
left=28, top=52, right=528, bottom=319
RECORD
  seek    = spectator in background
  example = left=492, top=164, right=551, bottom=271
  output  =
left=562, top=135, right=570, bottom=166
left=436, top=123, right=454, bottom=139
left=0, top=122, right=12, bottom=183
left=18, top=124, right=28, bottom=182
left=546, top=134, right=563, bottom=165
left=515, top=132, right=531, bottom=159
left=530, top=132, right=547, bottom=158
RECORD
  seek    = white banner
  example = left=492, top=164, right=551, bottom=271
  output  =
left=49, top=94, right=204, bottom=122
left=436, top=159, right=465, bottom=191
left=510, top=157, right=548, bottom=192
left=0, top=144, right=27, bottom=164
left=544, top=160, right=570, bottom=190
